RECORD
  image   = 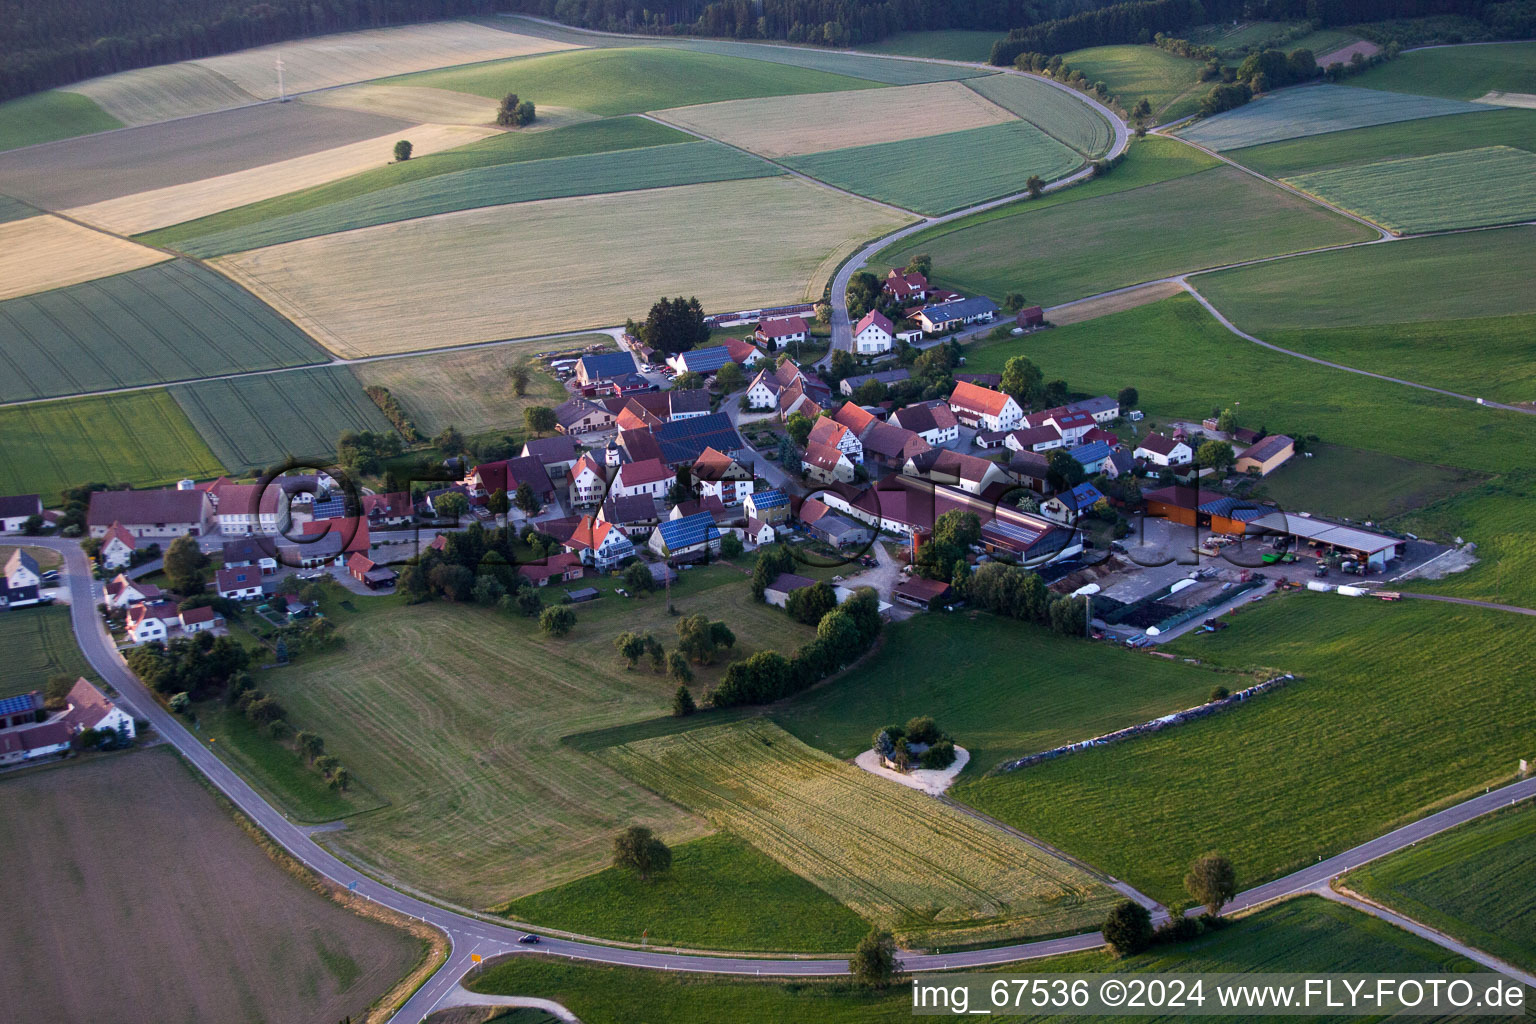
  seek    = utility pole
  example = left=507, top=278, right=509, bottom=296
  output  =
left=276, top=55, right=286, bottom=102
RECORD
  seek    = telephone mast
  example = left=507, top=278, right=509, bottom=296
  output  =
left=276, top=56, right=286, bottom=102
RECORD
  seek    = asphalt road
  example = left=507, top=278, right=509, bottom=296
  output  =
left=29, top=533, right=1536, bottom=1022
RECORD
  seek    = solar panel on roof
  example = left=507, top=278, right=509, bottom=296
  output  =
left=0, top=693, right=38, bottom=716
left=749, top=489, right=789, bottom=509
left=312, top=497, right=346, bottom=520
left=982, top=518, right=1045, bottom=547
left=660, top=512, right=721, bottom=549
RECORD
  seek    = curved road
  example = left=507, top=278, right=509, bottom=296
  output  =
left=27, top=533, right=1536, bottom=1022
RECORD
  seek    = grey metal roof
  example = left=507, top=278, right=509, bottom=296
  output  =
left=1250, top=512, right=1400, bottom=554
left=919, top=296, right=999, bottom=322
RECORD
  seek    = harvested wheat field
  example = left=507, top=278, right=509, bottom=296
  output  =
left=300, top=84, right=500, bottom=124
left=0, top=748, right=425, bottom=1024
left=654, top=80, right=1016, bottom=159
left=599, top=719, right=1118, bottom=946
left=0, top=216, right=171, bottom=300
left=1046, top=280, right=1187, bottom=325
left=216, top=176, right=913, bottom=357
left=201, top=22, right=580, bottom=100
left=64, top=122, right=495, bottom=235
left=61, top=62, right=258, bottom=125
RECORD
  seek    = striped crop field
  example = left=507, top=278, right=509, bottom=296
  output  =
left=168, top=366, right=397, bottom=473
left=213, top=177, right=913, bottom=357
left=0, top=260, right=326, bottom=404
left=1282, top=146, right=1536, bottom=234
left=597, top=719, right=1119, bottom=947
left=654, top=81, right=1016, bottom=159
left=0, top=390, right=224, bottom=499
left=1177, top=85, right=1493, bottom=150
left=167, top=141, right=779, bottom=257
left=964, top=72, right=1116, bottom=156
left=785, top=120, right=1083, bottom=215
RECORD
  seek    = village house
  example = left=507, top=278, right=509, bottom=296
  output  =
left=611, top=458, right=671, bottom=501
left=1005, top=424, right=1064, bottom=453
left=1236, top=434, right=1296, bottom=477
left=179, top=605, right=224, bottom=634
left=1070, top=440, right=1113, bottom=476
left=575, top=351, right=639, bottom=387
left=743, top=488, right=790, bottom=525
left=210, top=480, right=289, bottom=536
left=888, top=401, right=959, bottom=447
left=104, top=573, right=162, bottom=611
left=1041, top=482, right=1106, bottom=526
left=361, top=492, right=414, bottom=528
left=852, top=310, right=895, bottom=355
left=599, top=493, right=661, bottom=539
left=0, top=494, right=42, bottom=533
left=563, top=516, right=636, bottom=571
left=917, top=296, right=999, bottom=334
left=567, top=454, right=610, bottom=508
left=755, top=315, right=808, bottom=349
left=221, top=537, right=278, bottom=576
left=666, top=345, right=735, bottom=376
left=742, top=517, right=777, bottom=546
left=125, top=600, right=181, bottom=643
left=651, top=412, right=744, bottom=467
left=763, top=571, right=817, bottom=609
left=88, top=487, right=213, bottom=539
left=1103, top=449, right=1137, bottom=480
left=670, top=494, right=736, bottom=528
left=949, top=381, right=1023, bottom=433
left=1029, top=407, right=1096, bottom=447
left=649, top=511, right=721, bottom=563
left=1069, top=395, right=1120, bottom=424
left=1135, top=432, right=1193, bottom=467
left=519, top=551, right=585, bottom=587
left=691, top=447, right=754, bottom=506
left=97, top=521, right=138, bottom=569
left=802, top=441, right=856, bottom=485
left=521, top=436, right=583, bottom=479
left=840, top=368, right=910, bottom=397
left=2, top=549, right=43, bottom=608
left=905, top=449, right=1009, bottom=495
left=801, top=497, right=873, bottom=548
left=882, top=268, right=928, bottom=303
left=809, top=417, right=863, bottom=465
left=604, top=389, right=712, bottom=424
left=0, top=680, right=136, bottom=765
left=216, top=566, right=266, bottom=601
left=555, top=396, right=616, bottom=435
left=463, top=456, right=558, bottom=508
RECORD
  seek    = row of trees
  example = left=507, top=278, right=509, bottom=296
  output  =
left=628, top=296, right=710, bottom=356
left=962, top=560, right=1091, bottom=636
left=363, top=385, right=423, bottom=443
left=1102, top=851, right=1236, bottom=956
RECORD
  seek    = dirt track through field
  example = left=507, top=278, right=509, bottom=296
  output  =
left=0, top=215, right=171, bottom=299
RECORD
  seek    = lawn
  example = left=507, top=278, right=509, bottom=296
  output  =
left=775, top=613, right=1225, bottom=774
left=0, top=90, right=121, bottom=152
left=959, top=295, right=1536, bottom=480
left=597, top=718, right=1118, bottom=947
left=351, top=338, right=606, bottom=440
left=387, top=46, right=881, bottom=115
left=859, top=30, right=1004, bottom=62
left=1176, top=84, right=1491, bottom=151
left=138, top=116, right=689, bottom=251
left=168, top=365, right=399, bottom=474
left=256, top=568, right=821, bottom=908
left=1224, top=106, right=1536, bottom=177
left=876, top=164, right=1371, bottom=305
left=467, top=896, right=1478, bottom=1023
left=963, top=73, right=1116, bottom=156
left=0, top=605, right=95, bottom=699
left=0, top=390, right=225, bottom=500
left=1195, top=226, right=1536, bottom=328
left=214, top=176, right=913, bottom=358
left=1247, top=442, right=1486, bottom=522
left=1344, top=41, right=1536, bottom=100
left=162, top=141, right=779, bottom=257
left=785, top=120, right=1083, bottom=214
left=1396, top=471, right=1536, bottom=610
left=1282, top=146, right=1536, bottom=234
left=1261, top=314, right=1536, bottom=404
left=0, top=748, right=425, bottom=1024
left=1059, top=44, right=1208, bottom=121
left=499, top=832, right=869, bottom=952
left=0, top=259, right=327, bottom=404
left=654, top=81, right=1017, bottom=160
left=956, top=593, right=1536, bottom=903
left=1345, top=803, right=1536, bottom=972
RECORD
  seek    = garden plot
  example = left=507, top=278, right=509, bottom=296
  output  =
left=214, top=176, right=912, bottom=357
left=599, top=719, right=1117, bottom=946
left=785, top=120, right=1083, bottom=215
left=0, top=259, right=326, bottom=404
left=964, top=71, right=1116, bottom=155
left=172, top=141, right=778, bottom=256
left=0, top=216, right=171, bottom=301
left=1177, top=85, right=1492, bottom=151
left=654, top=81, right=1016, bottom=159
left=0, top=101, right=411, bottom=210
left=63, top=122, right=495, bottom=235
left=1282, top=145, right=1536, bottom=234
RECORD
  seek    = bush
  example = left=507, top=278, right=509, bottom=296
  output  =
left=1102, top=900, right=1153, bottom=957
left=1210, top=685, right=1230, bottom=702
left=540, top=605, right=576, bottom=637
left=904, top=715, right=940, bottom=745
left=168, top=692, right=191, bottom=714
left=919, top=739, right=957, bottom=771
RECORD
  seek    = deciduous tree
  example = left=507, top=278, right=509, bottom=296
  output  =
left=849, top=928, right=901, bottom=987
left=613, top=825, right=672, bottom=881
left=523, top=405, right=557, bottom=437
left=1102, top=900, right=1153, bottom=957
left=393, top=139, right=412, bottom=162
left=1185, top=851, right=1237, bottom=917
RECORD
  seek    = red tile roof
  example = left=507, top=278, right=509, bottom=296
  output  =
left=758, top=316, right=808, bottom=339
left=854, top=310, right=894, bottom=336
left=616, top=458, right=671, bottom=488
left=949, top=380, right=1015, bottom=419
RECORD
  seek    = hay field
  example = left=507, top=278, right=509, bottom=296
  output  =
left=0, top=260, right=325, bottom=404
left=0, top=390, right=225, bottom=498
left=171, top=141, right=778, bottom=256
left=0, top=101, right=410, bottom=210
left=63, top=123, right=494, bottom=235
left=215, top=177, right=913, bottom=357
left=785, top=120, right=1083, bottom=214
left=61, top=62, right=258, bottom=125
left=1282, top=145, right=1536, bottom=234
left=258, top=572, right=818, bottom=907
left=965, top=71, right=1117, bottom=156
left=169, top=366, right=398, bottom=472
left=0, top=749, right=423, bottom=1024
left=654, top=80, right=1016, bottom=158
left=351, top=339, right=604, bottom=438
left=599, top=719, right=1117, bottom=946
left=0, top=216, right=171, bottom=301
left=1177, top=84, right=1492, bottom=151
